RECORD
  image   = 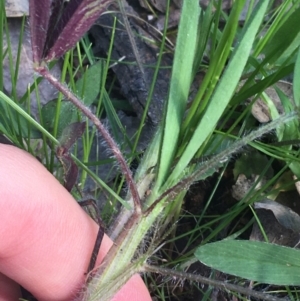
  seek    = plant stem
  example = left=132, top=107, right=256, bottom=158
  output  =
left=148, top=111, right=299, bottom=213
left=83, top=198, right=166, bottom=300
left=117, top=0, right=144, bottom=75
left=83, top=111, right=299, bottom=300
left=143, top=264, right=285, bottom=301
left=35, top=65, right=142, bottom=214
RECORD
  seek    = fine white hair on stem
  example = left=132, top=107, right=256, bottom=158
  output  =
left=35, top=66, right=143, bottom=214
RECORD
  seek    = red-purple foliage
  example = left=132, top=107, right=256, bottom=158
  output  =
left=29, top=0, right=113, bottom=63
left=57, top=122, right=86, bottom=192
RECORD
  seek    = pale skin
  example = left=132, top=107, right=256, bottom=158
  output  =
left=0, top=144, right=151, bottom=301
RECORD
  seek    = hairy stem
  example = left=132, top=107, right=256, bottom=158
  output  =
left=83, top=112, right=299, bottom=300
left=35, top=65, right=142, bottom=214
left=146, top=112, right=299, bottom=215
left=143, top=264, right=285, bottom=301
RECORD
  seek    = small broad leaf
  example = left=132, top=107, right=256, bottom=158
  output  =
left=75, top=61, right=103, bottom=106
left=195, top=240, right=300, bottom=285
left=41, top=99, right=79, bottom=137
left=233, top=151, right=273, bottom=180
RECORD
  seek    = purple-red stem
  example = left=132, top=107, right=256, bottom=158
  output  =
left=36, top=66, right=142, bottom=214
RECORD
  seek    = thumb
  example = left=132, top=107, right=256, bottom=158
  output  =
left=0, top=144, right=151, bottom=301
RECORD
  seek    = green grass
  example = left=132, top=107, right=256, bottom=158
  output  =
left=2, top=0, right=300, bottom=300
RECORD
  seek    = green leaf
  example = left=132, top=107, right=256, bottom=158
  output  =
left=0, top=92, right=41, bottom=139
left=260, top=5, right=300, bottom=65
left=165, top=0, right=269, bottom=188
left=182, top=0, right=246, bottom=134
left=75, top=61, right=103, bottom=106
left=233, top=63, right=294, bottom=105
left=41, top=99, right=79, bottom=137
left=155, top=0, right=201, bottom=189
left=233, top=151, right=273, bottom=180
left=275, top=85, right=299, bottom=141
left=294, top=47, right=300, bottom=107
left=0, top=91, right=57, bottom=143
left=195, top=240, right=300, bottom=285
left=289, top=161, right=300, bottom=180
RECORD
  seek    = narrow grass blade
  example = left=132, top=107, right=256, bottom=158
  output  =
left=182, top=0, right=245, bottom=135
left=0, top=91, right=58, bottom=144
left=294, top=47, right=300, bottom=107
left=155, top=0, right=200, bottom=188
left=165, top=0, right=269, bottom=188
left=195, top=240, right=300, bottom=285
left=260, top=5, right=300, bottom=65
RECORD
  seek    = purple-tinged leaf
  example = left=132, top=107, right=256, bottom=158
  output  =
left=59, top=121, right=86, bottom=151
left=56, top=122, right=85, bottom=191
left=64, top=157, right=78, bottom=192
left=29, top=0, right=52, bottom=63
left=43, top=0, right=65, bottom=57
left=44, top=0, right=113, bottom=61
left=56, top=146, right=78, bottom=192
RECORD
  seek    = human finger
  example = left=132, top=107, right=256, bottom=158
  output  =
left=0, top=144, right=151, bottom=301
